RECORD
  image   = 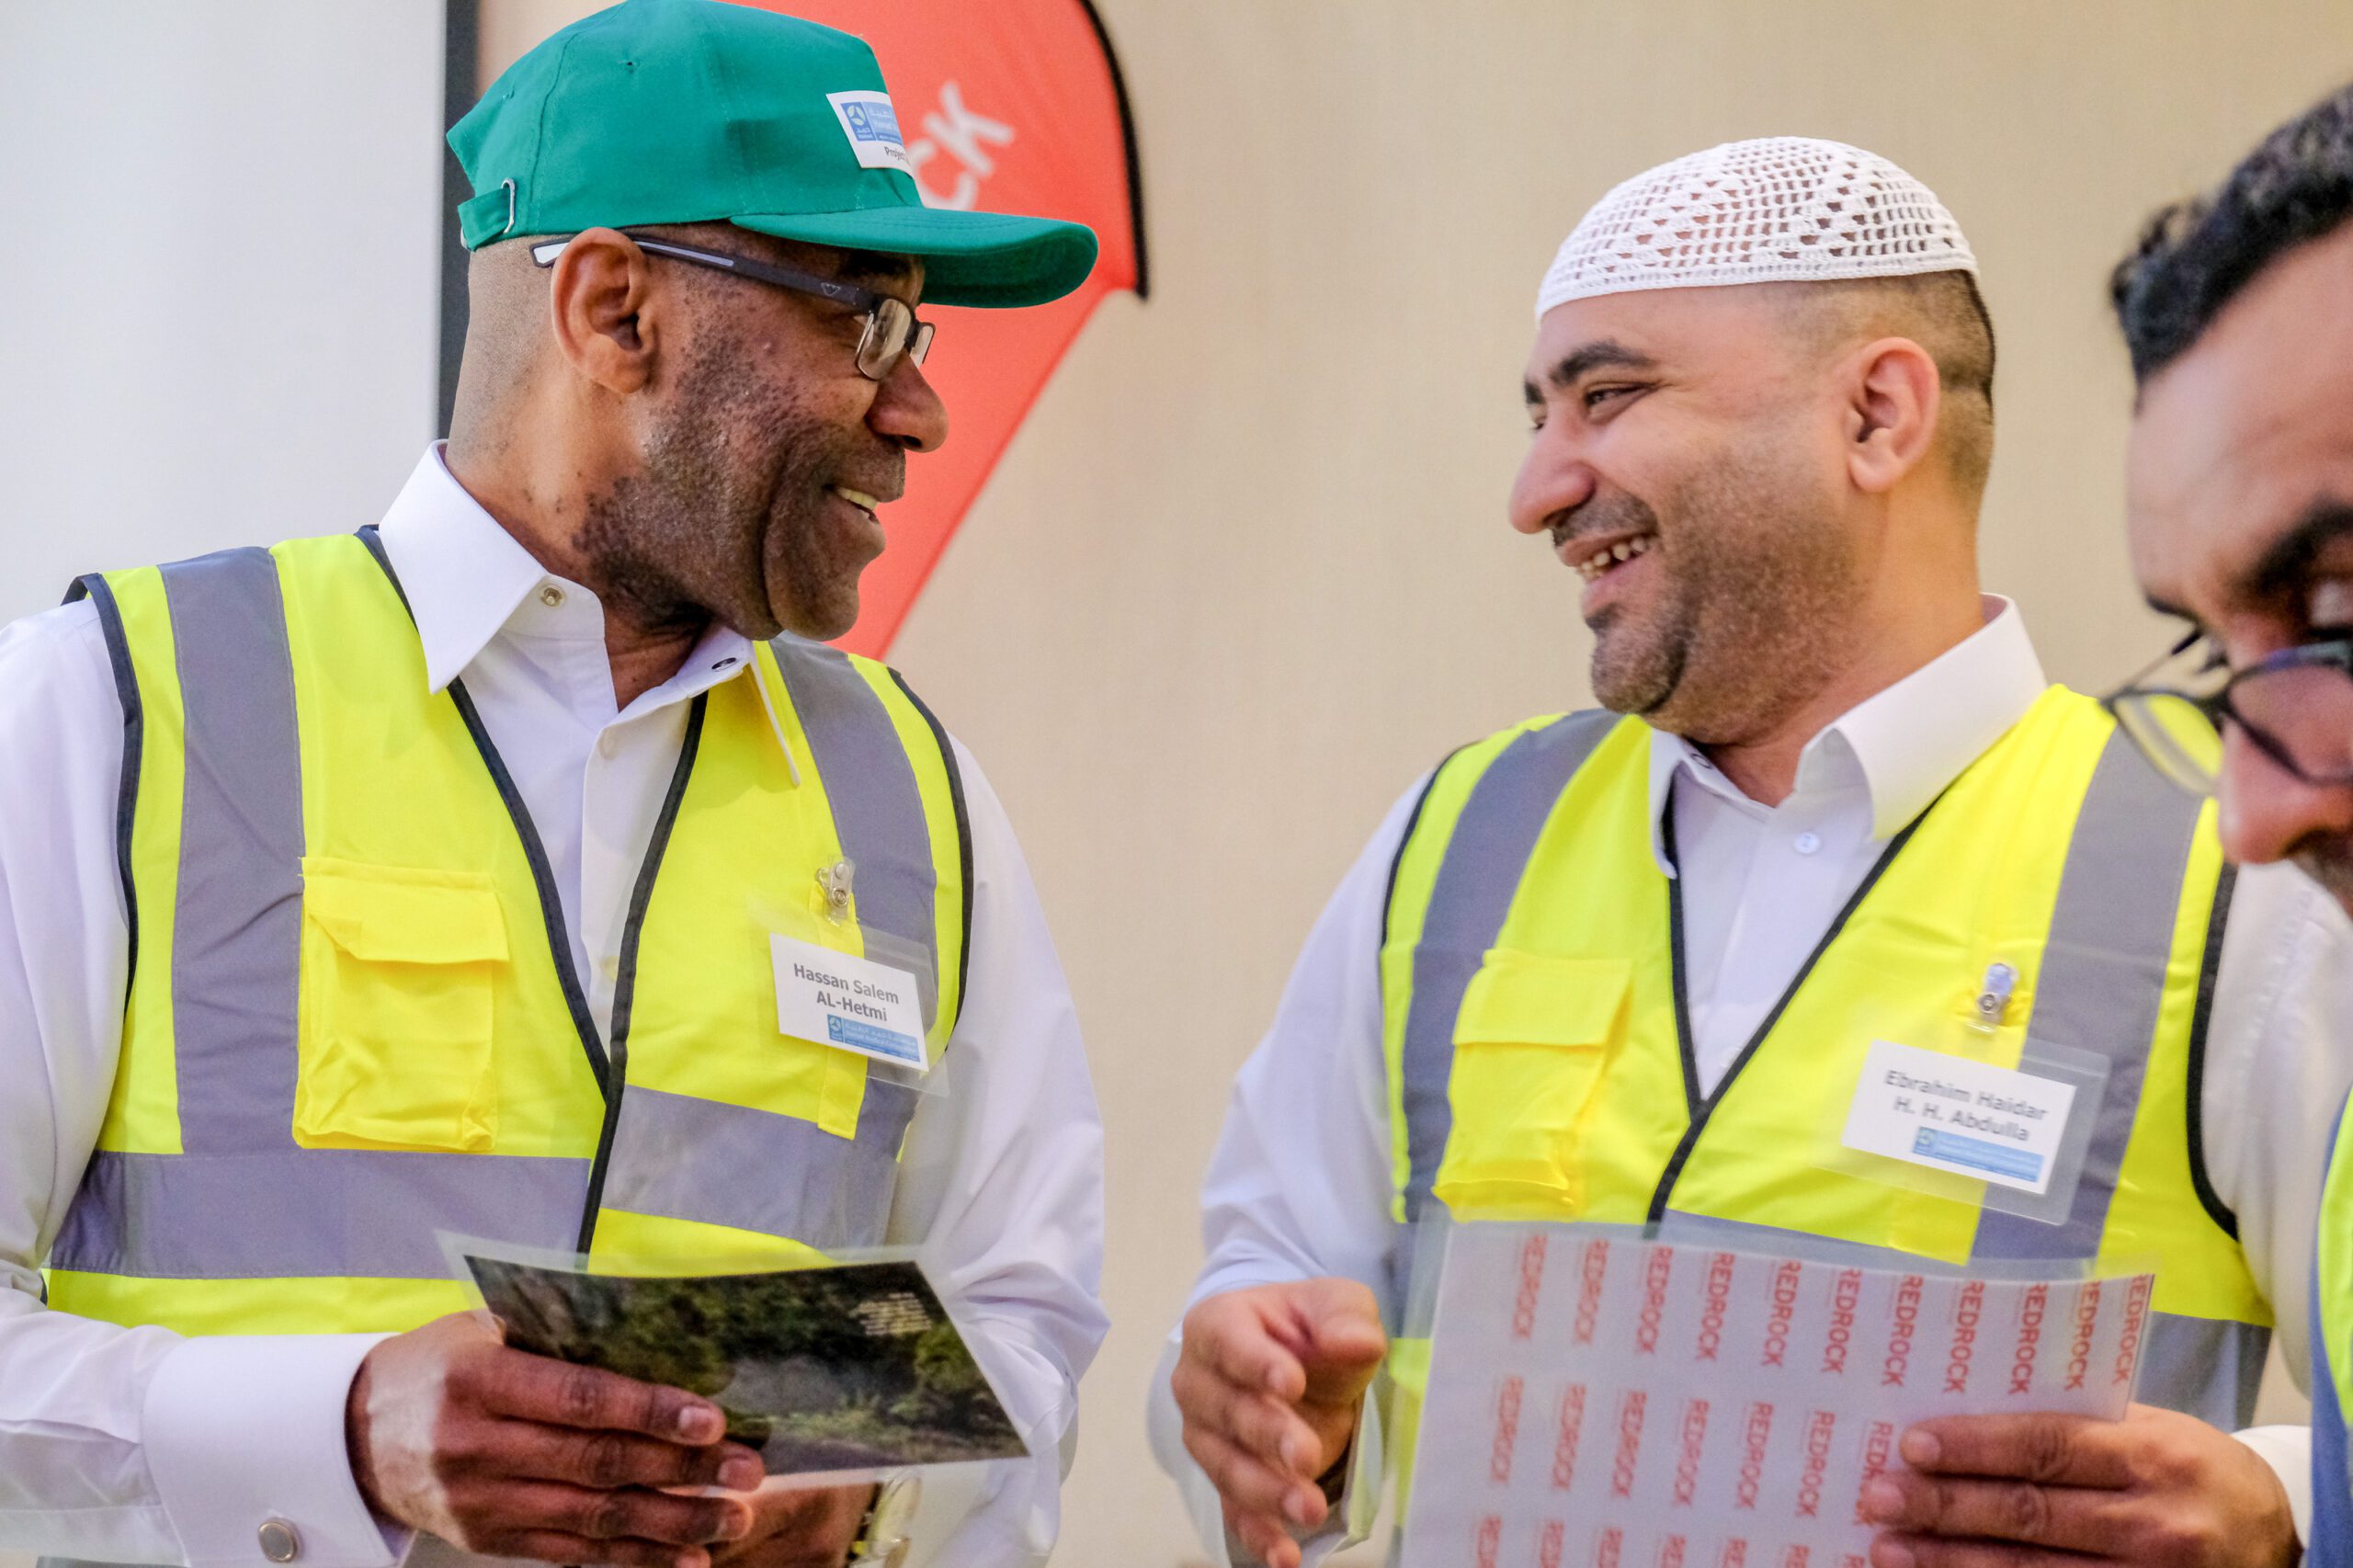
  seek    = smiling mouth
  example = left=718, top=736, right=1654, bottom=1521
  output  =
left=828, top=484, right=882, bottom=520
left=1568, top=532, right=1658, bottom=581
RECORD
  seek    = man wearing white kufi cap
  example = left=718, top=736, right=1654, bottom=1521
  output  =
left=1148, top=137, right=2353, bottom=1568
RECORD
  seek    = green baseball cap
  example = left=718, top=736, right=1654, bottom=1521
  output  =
left=449, top=0, right=1098, bottom=308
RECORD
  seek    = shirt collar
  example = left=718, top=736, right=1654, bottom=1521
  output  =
left=1643, top=595, right=2048, bottom=875
left=372, top=445, right=756, bottom=707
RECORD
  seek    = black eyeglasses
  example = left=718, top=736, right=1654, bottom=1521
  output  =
left=529, top=231, right=935, bottom=382
left=2106, top=628, right=2353, bottom=795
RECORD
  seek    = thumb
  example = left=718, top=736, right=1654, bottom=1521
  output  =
left=1290, top=1278, right=1387, bottom=1403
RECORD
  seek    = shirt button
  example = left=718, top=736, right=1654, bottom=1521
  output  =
left=257, top=1519, right=301, bottom=1562
left=538, top=584, right=566, bottom=608
left=599, top=957, right=620, bottom=983
left=597, top=733, right=619, bottom=759
left=1794, top=831, right=1823, bottom=856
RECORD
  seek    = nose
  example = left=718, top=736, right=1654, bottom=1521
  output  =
left=1508, top=426, right=1597, bottom=537
left=2214, top=723, right=2353, bottom=865
left=869, top=351, right=947, bottom=454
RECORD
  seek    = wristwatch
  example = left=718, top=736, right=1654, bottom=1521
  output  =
left=847, top=1475, right=921, bottom=1567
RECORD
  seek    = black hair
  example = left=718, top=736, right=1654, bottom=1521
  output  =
left=2112, top=83, right=2353, bottom=384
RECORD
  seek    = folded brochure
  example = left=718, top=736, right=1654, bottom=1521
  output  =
left=460, top=1245, right=1030, bottom=1477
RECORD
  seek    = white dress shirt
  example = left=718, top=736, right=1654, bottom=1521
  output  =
left=1147, top=598, right=2353, bottom=1563
left=0, top=449, right=1108, bottom=1568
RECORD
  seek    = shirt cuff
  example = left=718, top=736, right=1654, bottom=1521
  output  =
left=144, top=1332, right=409, bottom=1568
left=2234, top=1424, right=2312, bottom=1548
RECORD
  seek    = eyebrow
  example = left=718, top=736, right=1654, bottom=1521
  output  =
left=1522, top=339, right=1659, bottom=405
left=2245, top=497, right=2353, bottom=602
left=2142, top=497, right=2353, bottom=624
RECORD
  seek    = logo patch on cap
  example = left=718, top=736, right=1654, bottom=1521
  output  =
left=827, top=91, right=912, bottom=173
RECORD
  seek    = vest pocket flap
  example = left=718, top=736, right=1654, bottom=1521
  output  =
left=1455, top=951, right=1631, bottom=1047
left=297, top=857, right=502, bottom=1153
left=302, top=858, right=509, bottom=964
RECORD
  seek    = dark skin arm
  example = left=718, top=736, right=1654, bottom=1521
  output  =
left=348, top=1312, right=763, bottom=1568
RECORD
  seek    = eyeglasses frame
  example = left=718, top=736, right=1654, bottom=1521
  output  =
left=2107, top=627, right=2353, bottom=790
left=527, top=230, right=934, bottom=382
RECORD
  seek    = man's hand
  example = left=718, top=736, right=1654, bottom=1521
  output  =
left=706, top=1482, right=870, bottom=1568
left=1173, top=1278, right=1388, bottom=1568
left=1860, top=1403, right=2299, bottom=1568
left=347, top=1312, right=766, bottom=1568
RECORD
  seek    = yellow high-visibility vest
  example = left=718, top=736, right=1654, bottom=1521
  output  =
left=2308, top=1101, right=2353, bottom=1563
left=44, top=532, right=968, bottom=1336
left=1377, top=692, right=2260, bottom=1515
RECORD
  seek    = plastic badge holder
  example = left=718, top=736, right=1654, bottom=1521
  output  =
left=852, top=924, right=952, bottom=1099
left=755, top=873, right=952, bottom=1101
left=1814, top=1028, right=2112, bottom=1228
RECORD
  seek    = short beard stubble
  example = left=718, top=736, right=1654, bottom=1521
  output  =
left=575, top=323, right=879, bottom=644
left=1586, top=427, right=1861, bottom=747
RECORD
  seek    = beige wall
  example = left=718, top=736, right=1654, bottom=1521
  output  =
left=472, top=6, right=2353, bottom=1565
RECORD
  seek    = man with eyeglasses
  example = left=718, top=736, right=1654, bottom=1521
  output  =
left=2103, top=84, right=2353, bottom=1568
left=0, top=4, right=1105, bottom=1568
left=1154, top=138, right=2353, bottom=1568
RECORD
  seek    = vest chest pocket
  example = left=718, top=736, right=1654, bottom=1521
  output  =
left=1435, top=952, right=1631, bottom=1216
left=295, top=858, right=508, bottom=1153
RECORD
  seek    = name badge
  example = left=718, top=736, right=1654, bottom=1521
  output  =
left=770, top=933, right=929, bottom=1071
left=1840, top=1039, right=2077, bottom=1196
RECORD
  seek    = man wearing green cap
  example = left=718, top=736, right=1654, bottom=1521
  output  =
left=0, top=4, right=1105, bottom=1567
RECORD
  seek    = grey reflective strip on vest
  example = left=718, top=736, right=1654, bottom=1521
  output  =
left=2139, top=1312, right=2269, bottom=1429
left=594, top=636, right=946, bottom=1248
left=1961, top=732, right=2245, bottom=1420
left=159, top=549, right=306, bottom=1153
left=599, top=1086, right=904, bottom=1251
left=1398, top=711, right=1621, bottom=1221
left=49, top=1149, right=590, bottom=1278
left=1972, top=731, right=2206, bottom=1265
left=767, top=635, right=943, bottom=1033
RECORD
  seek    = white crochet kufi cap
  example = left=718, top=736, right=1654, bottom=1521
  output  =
left=1536, top=136, right=1976, bottom=320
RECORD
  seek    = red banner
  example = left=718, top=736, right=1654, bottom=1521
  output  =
left=737, top=0, right=1147, bottom=654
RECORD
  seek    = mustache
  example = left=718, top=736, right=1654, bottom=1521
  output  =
left=1548, top=493, right=1660, bottom=549
left=834, top=451, right=906, bottom=504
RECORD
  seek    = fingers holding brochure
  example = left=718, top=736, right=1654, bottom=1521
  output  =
left=347, top=1312, right=763, bottom=1568
left=1860, top=1403, right=2298, bottom=1568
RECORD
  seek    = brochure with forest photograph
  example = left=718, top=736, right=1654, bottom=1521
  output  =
left=459, top=1245, right=1029, bottom=1477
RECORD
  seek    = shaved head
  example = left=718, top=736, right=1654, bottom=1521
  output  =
left=446, top=239, right=551, bottom=453
left=1780, top=270, right=1998, bottom=503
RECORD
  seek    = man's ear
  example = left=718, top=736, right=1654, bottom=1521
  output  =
left=547, top=227, right=659, bottom=395
left=1843, top=336, right=1943, bottom=495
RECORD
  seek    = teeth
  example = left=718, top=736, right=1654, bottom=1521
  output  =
left=832, top=486, right=881, bottom=512
left=1574, top=534, right=1655, bottom=581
